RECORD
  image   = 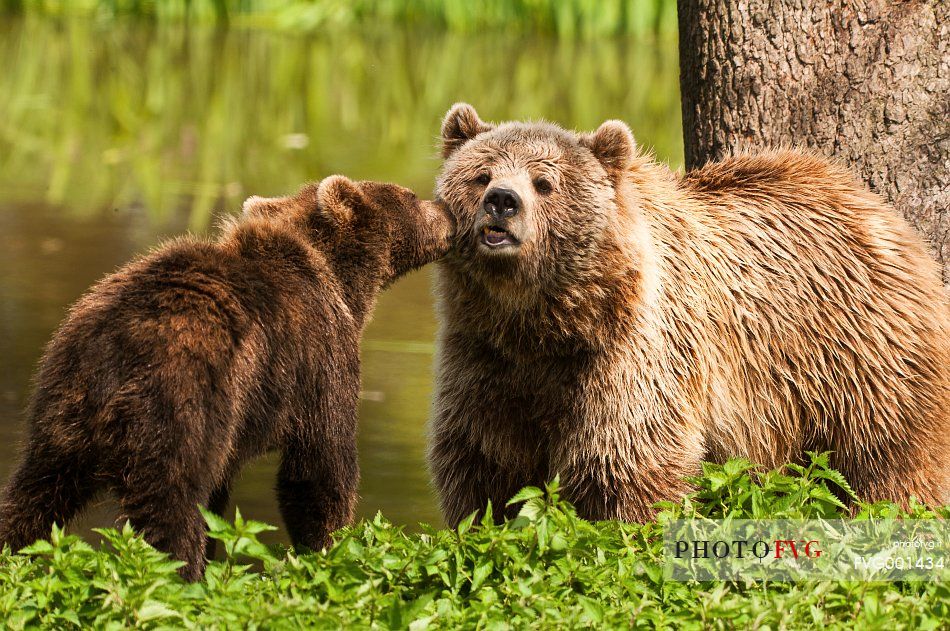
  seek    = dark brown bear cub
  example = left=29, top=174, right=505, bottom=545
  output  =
left=0, top=176, right=453, bottom=580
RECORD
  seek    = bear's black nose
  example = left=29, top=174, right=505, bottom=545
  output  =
left=483, top=187, right=521, bottom=219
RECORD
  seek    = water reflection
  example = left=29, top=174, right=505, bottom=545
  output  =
left=0, top=17, right=681, bottom=540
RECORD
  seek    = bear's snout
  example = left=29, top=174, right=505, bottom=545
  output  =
left=476, top=187, right=525, bottom=253
left=483, top=187, right=521, bottom=220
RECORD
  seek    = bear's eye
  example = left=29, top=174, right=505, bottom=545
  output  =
left=474, top=173, right=491, bottom=186
left=533, top=178, right=553, bottom=195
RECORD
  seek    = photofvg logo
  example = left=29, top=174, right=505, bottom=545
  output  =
left=674, top=535, right=823, bottom=562
left=663, top=519, right=949, bottom=582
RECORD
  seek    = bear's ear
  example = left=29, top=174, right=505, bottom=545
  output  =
left=441, top=103, right=494, bottom=158
left=580, top=120, right=636, bottom=172
left=316, top=175, right=363, bottom=228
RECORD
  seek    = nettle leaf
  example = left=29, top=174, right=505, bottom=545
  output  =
left=200, top=507, right=232, bottom=534
left=809, top=486, right=847, bottom=509
left=137, top=600, right=181, bottom=622
left=578, top=596, right=604, bottom=623
left=723, top=458, right=755, bottom=478
left=550, top=533, right=569, bottom=552
left=812, top=469, right=857, bottom=500
left=507, top=486, right=545, bottom=506
left=518, top=498, right=546, bottom=521
left=18, top=540, right=54, bottom=556
left=706, top=471, right=729, bottom=492
left=480, top=502, right=495, bottom=526
left=234, top=539, right=278, bottom=563
left=470, top=562, right=493, bottom=592
left=805, top=450, right=831, bottom=469
left=456, top=512, right=477, bottom=535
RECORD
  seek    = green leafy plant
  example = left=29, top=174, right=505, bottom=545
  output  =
left=1, top=455, right=948, bottom=629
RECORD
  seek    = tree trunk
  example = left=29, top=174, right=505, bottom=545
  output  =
left=677, top=0, right=950, bottom=286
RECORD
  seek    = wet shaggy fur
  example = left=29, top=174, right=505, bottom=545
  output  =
left=0, top=177, right=453, bottom=580
left=429, top=103, right=950, bottom=526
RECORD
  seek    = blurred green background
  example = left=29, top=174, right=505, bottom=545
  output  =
left=0, top=0, right=681, bottom=541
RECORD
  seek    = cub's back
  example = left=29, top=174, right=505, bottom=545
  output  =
left=33, top=224, right=355, bottom=445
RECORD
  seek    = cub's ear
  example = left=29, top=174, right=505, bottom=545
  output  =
left=441, top=103, right=494, bottom=159
left=242, top=195, right=275, bottom=217
left=316, top=175, right=363, bottom=228
left=580, top=120, right=636, bottom=171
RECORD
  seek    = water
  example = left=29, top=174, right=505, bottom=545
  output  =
left=0, top=16, right=682, bottom=541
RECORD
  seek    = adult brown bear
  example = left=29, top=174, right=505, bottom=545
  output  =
left=0, top=177, right=453, bottom=580
left=428, top=103, right=950, bottom=526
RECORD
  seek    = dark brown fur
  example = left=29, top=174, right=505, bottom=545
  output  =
left=0, top=177, right=452, bottom=579
left=429, top=104, right=950, bottom=526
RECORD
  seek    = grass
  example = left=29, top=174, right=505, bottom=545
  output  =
left=5, top=0, right=678, bottom=37
left=2, top=454, right=948, bottom=629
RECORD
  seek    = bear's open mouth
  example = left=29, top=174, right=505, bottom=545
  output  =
left=480, top=225, right=519, bottom=248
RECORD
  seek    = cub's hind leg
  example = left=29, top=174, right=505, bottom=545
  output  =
left=0, top=442, right=99, bottom=551
left=114, top=460, right=213, bottom=582
left=276, top=425, right=359, bottom=553
left=203, top=478, right=233, bottom=561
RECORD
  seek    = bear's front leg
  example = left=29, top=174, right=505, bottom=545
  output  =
left=554, top=449, right=702, bottom=523
left=276, top=424, right=358, bottom=552
left=429, top=428, right=529, bottom=527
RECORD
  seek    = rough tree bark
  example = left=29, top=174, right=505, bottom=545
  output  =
left=677, top=0, right=950, bottom=286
